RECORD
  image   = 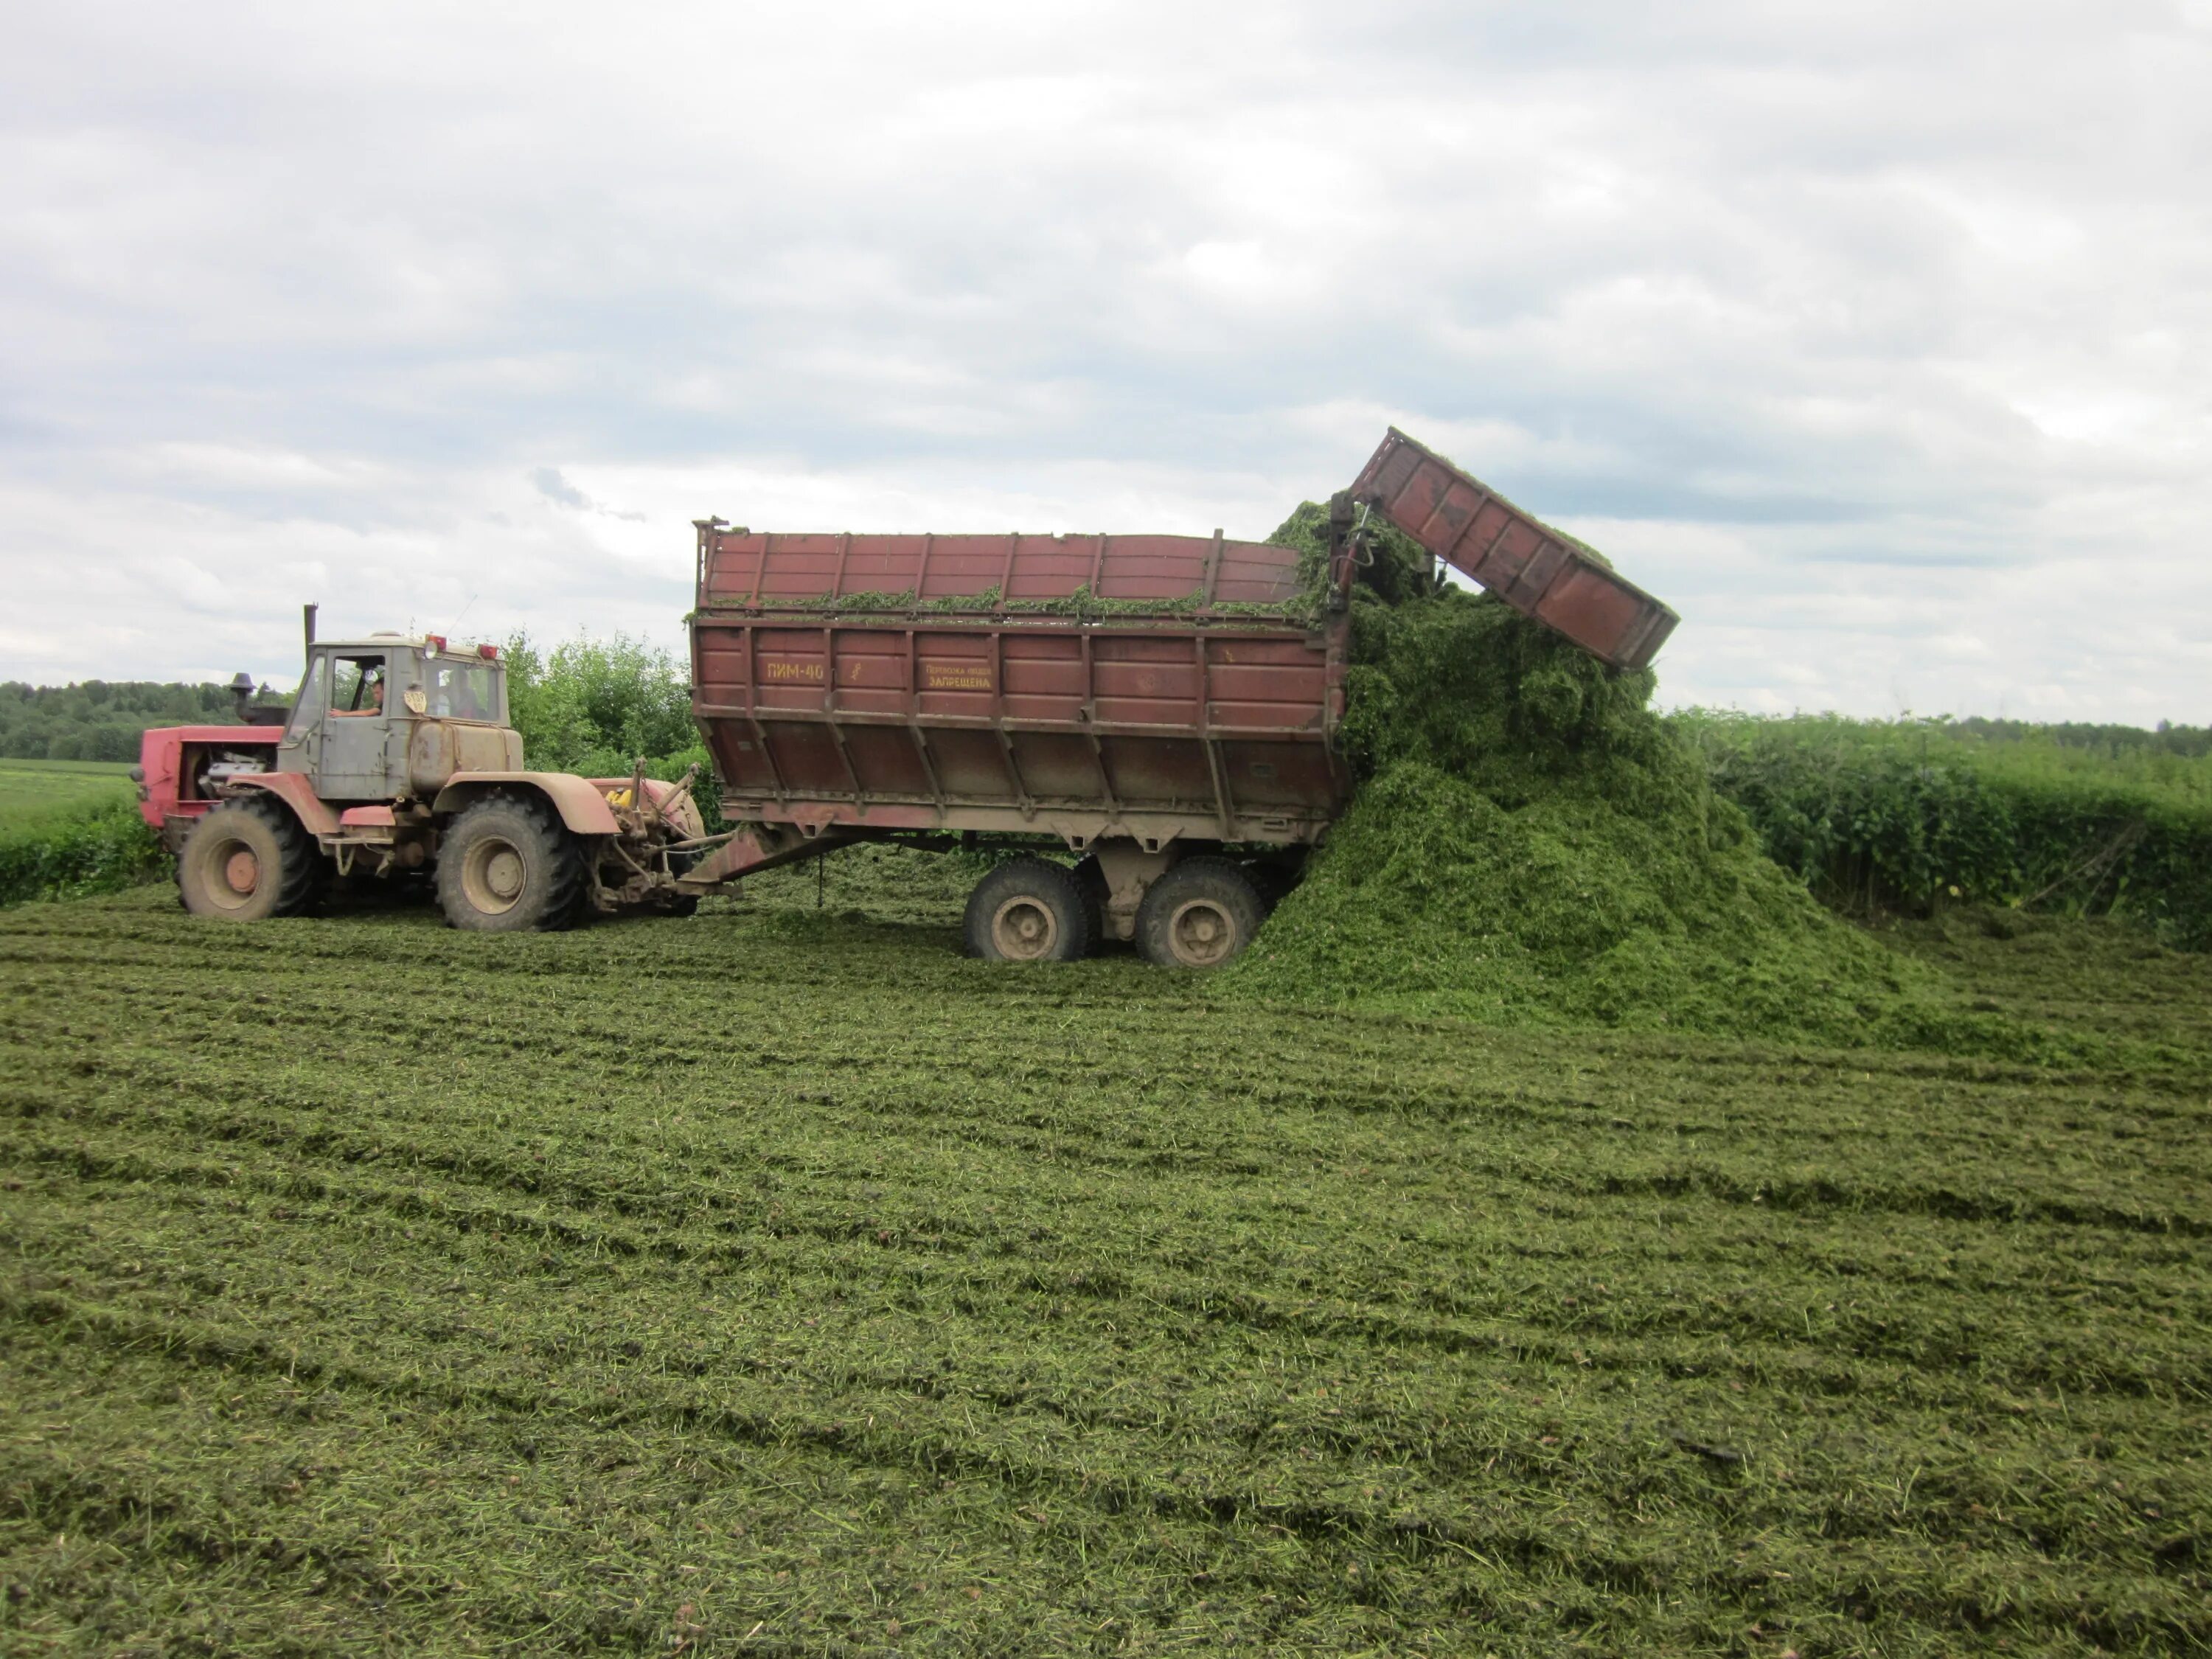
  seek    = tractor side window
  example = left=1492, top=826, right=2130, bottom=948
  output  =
left=287, top=658, right=327, bottom=739
left=330, top=656, right=388, bottom=717
left=428, top=662, right=498, bottom=721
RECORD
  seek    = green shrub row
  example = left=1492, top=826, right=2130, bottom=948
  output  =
left=0, top=804, right=167, bottom=908
left=1680, top=713, right=2212, bottom=949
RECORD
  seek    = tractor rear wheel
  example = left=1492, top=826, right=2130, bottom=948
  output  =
left=964, top=856, right=1093, bottom=963
left=1136, top=857, right=1265, bottom=969
left=437, top=795, right=588, bottom=933
left=178, top=798, right=324, bottom=922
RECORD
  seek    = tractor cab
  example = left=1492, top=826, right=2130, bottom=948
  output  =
left=278, top=633, right=523, bottom=803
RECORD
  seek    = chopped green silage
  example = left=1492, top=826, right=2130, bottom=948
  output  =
left=1224, top=563, right=2055, bottom=1051
left=4, top=882, right=2209, bottom=1655
left=1228, top=757, right=1948, bottom=1043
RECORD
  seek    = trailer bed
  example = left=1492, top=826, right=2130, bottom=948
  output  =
left=689, top=526, right=1352, bottom=851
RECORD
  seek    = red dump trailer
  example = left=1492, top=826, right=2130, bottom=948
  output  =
left=678, top=507, right=1363, bottom=965
left=675, top=430, right=1677, bottom=966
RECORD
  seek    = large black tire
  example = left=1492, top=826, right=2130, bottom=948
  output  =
left=1070, top=853, right=1109, bottom=953
left=964, top=856, right=1093, bottom=963
left=1136, top=856, right=1265, bottom=969
left=178, top=797, right=324, bottom=922
left=1243, top=858, right=1300, bottom=917
left=437, top=795, right=588, bottom=933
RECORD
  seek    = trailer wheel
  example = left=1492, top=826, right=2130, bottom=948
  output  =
left=178, top=798, right=324, bottom=922
left=1243, top=859, right=1300, bottom=917
left=437, top=795, right=587, bottom=933
left=964, top=856, right=1093, bottom=963
left=1071, top=853, right=1109, bottom=953
left=1137, top=857, right=1265, bottom=969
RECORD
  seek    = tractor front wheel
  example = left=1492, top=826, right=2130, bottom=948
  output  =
left=437, top=796, right=588, bottom=933
left=178, top=798, right=324, bottom=921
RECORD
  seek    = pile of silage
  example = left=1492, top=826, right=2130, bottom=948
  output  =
left=1220, top=509, right=1976, bottom=1046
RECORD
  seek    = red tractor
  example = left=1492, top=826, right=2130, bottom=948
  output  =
left=136, top=610, right=704, bottom=930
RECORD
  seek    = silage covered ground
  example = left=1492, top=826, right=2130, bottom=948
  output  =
left=3, top=865, right=2210, bottom=1655
left=1225, top=533, right=2044, bottom=1051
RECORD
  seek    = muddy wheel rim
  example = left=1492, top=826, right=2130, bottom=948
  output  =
left=1167, top=897, right=1237, bottom=967
left=200, top=835, right=261, bottom=911
left=462, top=838, right=527, bottom=914
left=990, top=896, right=1058, bottom=961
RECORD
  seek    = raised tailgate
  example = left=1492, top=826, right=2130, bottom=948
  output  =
left=1352, top=428, right=1678, bottom=672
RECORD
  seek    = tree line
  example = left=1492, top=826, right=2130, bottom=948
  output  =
left=0, top=681, right=288, bottom=762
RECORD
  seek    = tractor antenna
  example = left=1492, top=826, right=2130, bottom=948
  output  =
left=445, top=591, right=480, bottom=641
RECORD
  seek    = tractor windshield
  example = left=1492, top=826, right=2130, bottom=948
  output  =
left=286, top=657, right=327, bottom=739
left=425, top=658, right=503, bottom=723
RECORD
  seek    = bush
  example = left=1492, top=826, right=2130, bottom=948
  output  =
left=1680, top=713, right=2212, bottom=949
left=503, top=633, right=719, bottom=822
left=0, top=804, right=167, bottom=908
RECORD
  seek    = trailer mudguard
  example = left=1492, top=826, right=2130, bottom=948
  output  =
left=431, top=772, right=624, bottom=836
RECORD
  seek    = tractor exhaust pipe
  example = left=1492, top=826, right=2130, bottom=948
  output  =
left=303, top=602, right=318, bottom=661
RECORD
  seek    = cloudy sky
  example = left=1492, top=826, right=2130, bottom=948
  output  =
left=4, top=1, right=2207, bottom=720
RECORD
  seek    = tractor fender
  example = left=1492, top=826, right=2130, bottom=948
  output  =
left=431, top=772, right=622, bottom=837
left=227, top=773, right=342, bottom=838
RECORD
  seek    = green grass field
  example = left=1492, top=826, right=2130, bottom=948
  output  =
left=0, top=759, right=136, bottom=836
left=1, top=852, right=2207, bottom=1655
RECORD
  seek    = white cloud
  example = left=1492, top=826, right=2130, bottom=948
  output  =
left=0, top=0, right=2206, bottom=723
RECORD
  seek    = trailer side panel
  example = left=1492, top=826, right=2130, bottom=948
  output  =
left=690, top=526, right=1351, bottom=851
